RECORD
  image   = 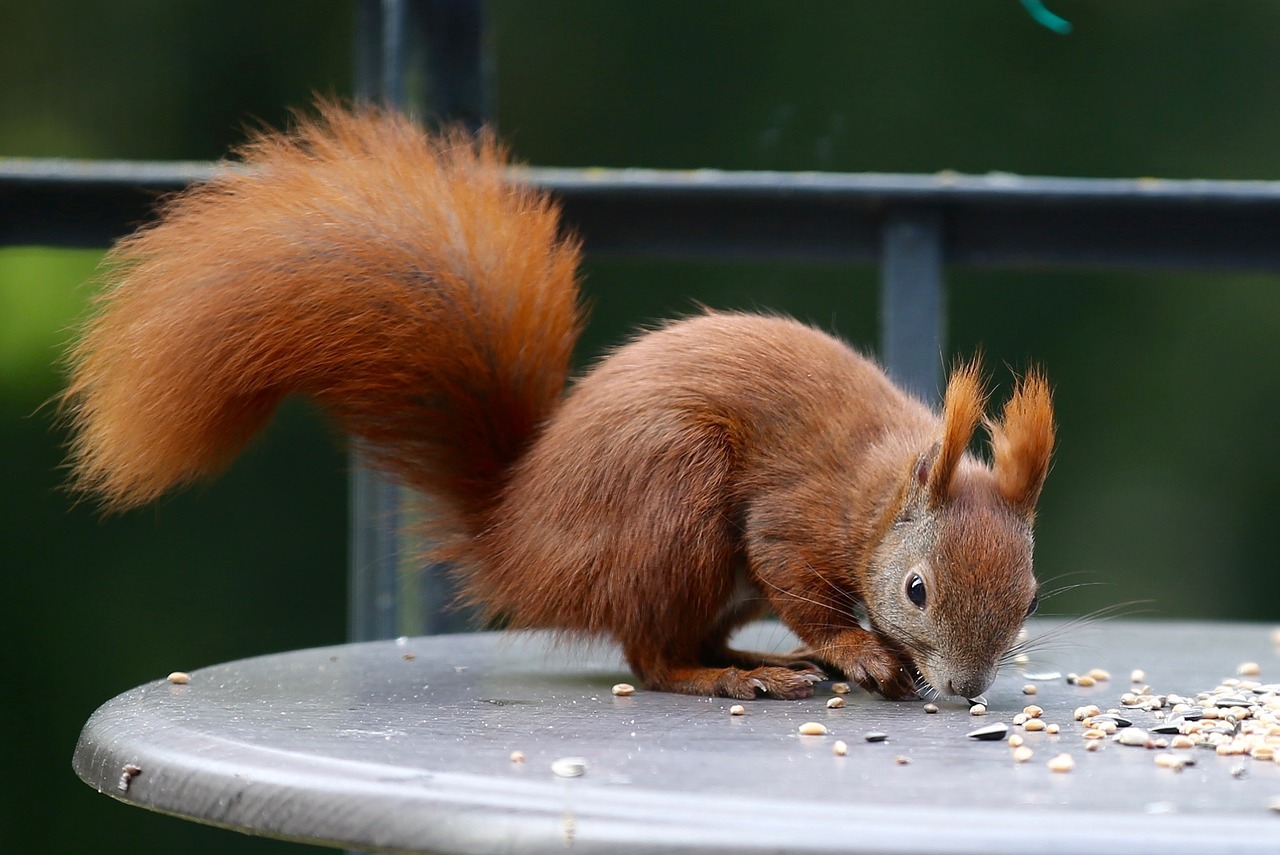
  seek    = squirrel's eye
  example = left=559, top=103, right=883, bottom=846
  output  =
left=906, top=573, right=927, bottom=610
left=1026, top=594, right=1039, bottom=618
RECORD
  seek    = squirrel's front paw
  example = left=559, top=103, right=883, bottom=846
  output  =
left=820, top=631, right=919, bottom=700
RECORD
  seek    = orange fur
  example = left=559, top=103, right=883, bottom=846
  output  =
left=927, top=358, right=987, bottom=505
left=60, top=104, right=1056, bottom=701
left=987, top=369, right=1056, bottom=514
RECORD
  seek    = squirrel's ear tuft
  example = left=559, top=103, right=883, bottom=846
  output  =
left=926, top=357, right=987, bottom=506
left=987, top=368, right=1055, bottom=515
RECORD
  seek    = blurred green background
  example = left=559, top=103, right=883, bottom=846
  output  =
left=3, top=2, right=1279, bottom=851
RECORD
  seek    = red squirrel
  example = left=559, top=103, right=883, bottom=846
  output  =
left=61, top=103, right=1055, bottom=701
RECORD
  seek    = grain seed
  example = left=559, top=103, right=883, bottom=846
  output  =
left=923, top=703, right=939, bottom=714
left=799, top=722, right=829, bottom=736
left=729, top=704, right=746, bottom=716
left=1022, top=684, right=1038, bottom=695
left=831, top=682, right=852, bottom=694
left=117, top=764, right=142, bottom=793
left=551, top=757, right=587, bottom=778
left=1154, top=752, right=1194, bottom=771
left=1075, top=675, right=1098, bottom=688
left=1023, top=704, right=1044, bottom=718
left=1013, top=745, right=1034, bottom=763
left=1047, top=753, right=1075, bottom=772
left=1130, top=669, right=1146, bottom=683
left=166, top=672, right=191, bottom=685
left=1117, top=728, right=1151, bottom=747
left=510, top=750, right=526, bottom=763
left=832, top=740, right=849, bottom=756
left=826, top=697, right=845, bottom=709
left=1238, top=662, right=1262, bottom=677
left=1008, top=734, right=1025, bottom=748
left=1087, top=668, right=1112, bottom=682
left=611, top=683, right=635, bottom=696
left=1025, top=719, right=1048, bottom=733
left=969, top=703, right=988, bottom=716
left=1046, top=723, right=1061, bottom=735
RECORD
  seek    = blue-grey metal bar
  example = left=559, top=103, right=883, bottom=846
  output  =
left=880, top=209, right=945, bottom=401
left=348, top=0, right=411, bottom=646
left=347, top=0, right=489, bottom=643
left=8, top=160, right=1280, bottom=271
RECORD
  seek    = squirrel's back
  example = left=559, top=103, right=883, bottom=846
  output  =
left=61, top=104, right=583, bottom=546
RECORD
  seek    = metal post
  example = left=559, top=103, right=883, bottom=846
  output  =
left=348, top=0, right=489, bottom=644
left=880, top=208, right=946, bottom=403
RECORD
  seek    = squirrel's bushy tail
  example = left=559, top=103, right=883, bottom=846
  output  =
left=61, top=103, right=583, bottom=535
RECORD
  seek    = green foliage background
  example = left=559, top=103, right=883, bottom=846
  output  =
left=2, top=2, right=1279, bottom=851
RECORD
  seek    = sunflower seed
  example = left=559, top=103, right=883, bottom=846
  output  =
left=967, top=722, right=1009, bottom=741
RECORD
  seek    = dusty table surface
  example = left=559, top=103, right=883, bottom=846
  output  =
left=74, top=619, right=1280, bottom=854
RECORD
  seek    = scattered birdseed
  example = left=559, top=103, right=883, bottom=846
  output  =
left=1170, top=735, right=1196, bottom=749
left=510, top=750, right=526, bottom=763
left=166, top=672, right=190, bottom=685
left=611, top=683, right=635, bottom=696
left=1023, top=704, right=1044, bottom=718
left=117, top=764, right=142, bottom=793
left=1087, top=669, right=1112, bottom=682
left=1047, top=753, right=1075, bottom=773
left=1008, top=734, right=1024, bottom=748
left=827, top=697, right=845, bottom=709
left=969, top=703, right=987, bottom=716
left=1117, top=728, right=1151, bottom=747
left=923, top=703, right=939, bottom=714
left=1013, top=713, right=1029, bottom=726
left=1074, top=705, right=1101, bottom=721
left=729, top=704, right=746, bottom=716
left=832, top=739, right=849, bottom=756
left=1238, top=662, right=1262, bottom=677
left=1013, top=745, right=1034, bottom=763
left=1154, top=753, right=1195, bottom=771
left=1066, top=673, right=1079, bottom=685
left=551, top=757, right=587, bottom=778
left=1046, top=723, right=1060, bottom=735
left=799, top=722, right=829, bottom=736
left=864, top=731, right=889, bottom=743
left=1130, top=669, right=1146, bottom=684
left=894, top=755, right=911, bottom=765
left=831, top=683, right=852, bottom=694
left=1084, top=740, right=1102, bottom=752
left=402, top=652, right=417, bottom=661
left=1022, top=684, right=1038, bottom=695
left=1075, top=675, right=1097, bottom=688
left=967, top=722, right=1009, bottom=741
left=1025, top=719, right=1047, bottom=733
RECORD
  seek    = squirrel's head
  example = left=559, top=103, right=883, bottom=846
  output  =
left=865, top=362, right=1054, bottom=700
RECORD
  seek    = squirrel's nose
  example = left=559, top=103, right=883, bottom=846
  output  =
left=946, top=672, right=993, bottom=700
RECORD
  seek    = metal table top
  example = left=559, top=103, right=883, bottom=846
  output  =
left=73, top=620, right=1280, bottom=854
